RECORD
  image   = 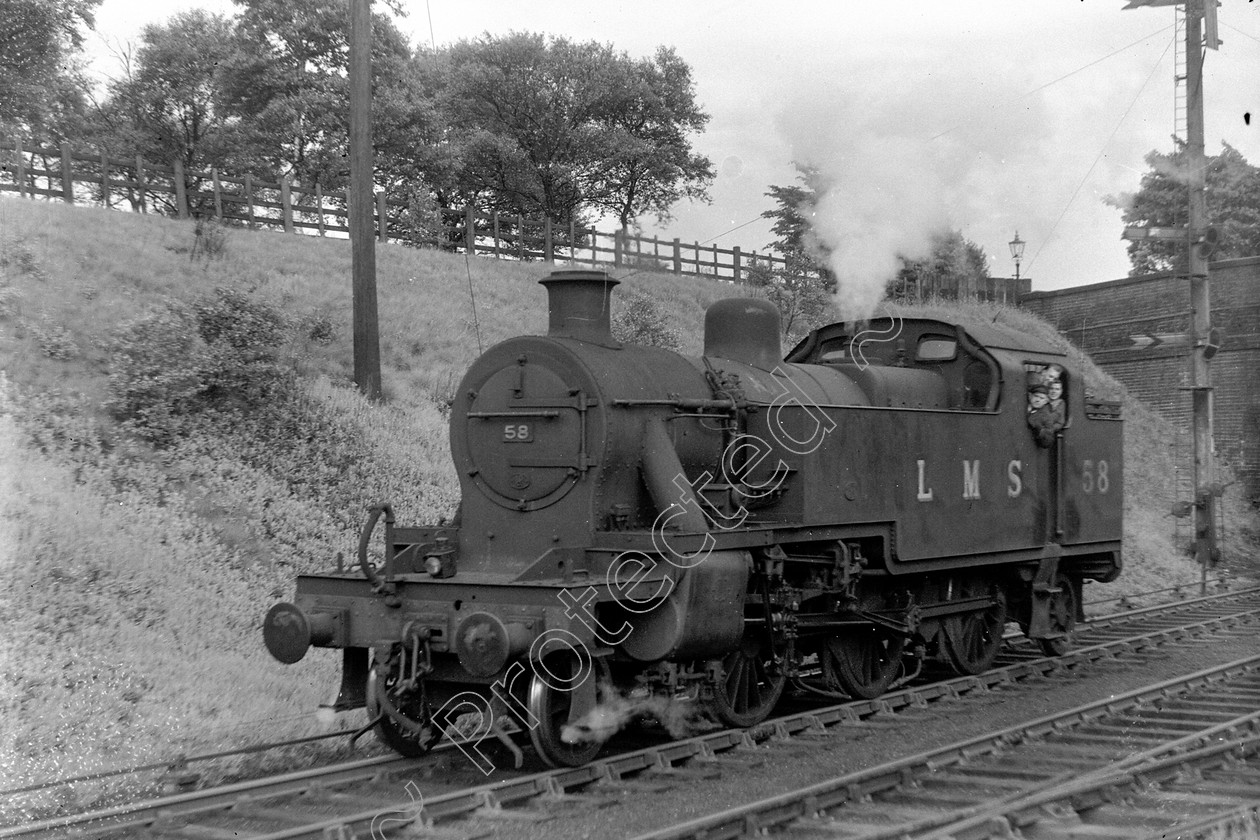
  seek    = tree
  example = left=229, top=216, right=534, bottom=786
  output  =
left=0, top=0, right=101, bottom=138
left=217, top=0, right=415, bottom=187
left=88, top=11, right=238, bottom=176
left=439, top=32, right=713, bottom=229
left=585, top=47, right=714, bottom=228
left=892, top=229, right=989, bottom=302
left=760, top=165, right=836, bottom=292
left=744, top=258, right=833, bottom=343
left=1111, top=143, right=1260, bottom=275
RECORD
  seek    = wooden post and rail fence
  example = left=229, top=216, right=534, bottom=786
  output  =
left=0, top=137, right=797, bottom=285
left=0, top=137, right=1028, bottom=303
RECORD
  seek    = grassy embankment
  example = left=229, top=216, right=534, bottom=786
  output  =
left=0, top=199, right=1254, bottom=820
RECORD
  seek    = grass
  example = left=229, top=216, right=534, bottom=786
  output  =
left=0, top=198, right=1255, bottom=822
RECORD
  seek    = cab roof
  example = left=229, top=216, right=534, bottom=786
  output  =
left=790, top=316, right=1067, bottom=360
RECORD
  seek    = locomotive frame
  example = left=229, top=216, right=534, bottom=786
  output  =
left=264, top=270, right=1122, bottom=768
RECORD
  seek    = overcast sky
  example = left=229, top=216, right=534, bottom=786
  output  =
left=87, top=1, right=1260, bottom=299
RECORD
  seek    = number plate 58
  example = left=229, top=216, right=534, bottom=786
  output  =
left=503, top=423, right=532, bottom=442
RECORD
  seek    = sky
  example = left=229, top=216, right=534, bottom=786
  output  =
left=85, top=1, right=1260, bottom=304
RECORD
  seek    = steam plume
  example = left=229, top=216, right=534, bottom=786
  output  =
left=559, top=683, right=718, bottom=745
left=773, top=69, right=1050, bottom=320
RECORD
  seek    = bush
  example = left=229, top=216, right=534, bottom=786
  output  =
left=27, top=314, right=79, bottom=360
left=612, top=287, right=683, bottom=351
left=105, top=301, right=210, bottom=442
left=192, top=287, right=295, bottom=409
left=105, top=288, right=296, bottom=443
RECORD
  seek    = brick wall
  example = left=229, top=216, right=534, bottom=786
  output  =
left=1019, top=257, right=1260, bottom=502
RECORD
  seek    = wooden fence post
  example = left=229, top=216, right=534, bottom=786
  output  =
left=613, top=227, right=623, bottom=267
left=99, top=151, right=109, bottom=208
left=569, top=220, right=577, bottom=265
left=60, top=142, right=74, bottom=203
left=464, top=205, right=476, bottom=254
left=135, top=155, right=147, bottom=213
left=516, top=214, right=525, bottom=259
left=492, top=211, right=501, bottom=258
left=15, top=138, right=26, bottom=198
left=733, top=245, right=742, bottom=284
left=212, top=168, right=223, bottom=220
left=244, top=174, right=254, bottom=227
left=280, top=175, right=294, bottom=233
left=315, top=183, right=325, bottom=235
left=376, top=191, right=388, bottom=243
left=173, top=158, right=189, bottom=219
left=544, top=218, right=554, bottom=263
left=672, top=238, right=681, bottom=274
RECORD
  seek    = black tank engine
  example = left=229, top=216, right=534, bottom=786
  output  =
left=264, top=270, right=1122, bottom=767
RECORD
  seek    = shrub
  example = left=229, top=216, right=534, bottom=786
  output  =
left=26, top=315, right=79, bottom=360
left=612, top=287, right=683, bottom=351
left=0, top=236, right=45, bottom=281
left=105, top=301, right=210, bottom=443
left=192, top=288, right=295, bottom=410
left=105, top=288, right=297, bottom=443
left=191, top=217, right=229, bottom=262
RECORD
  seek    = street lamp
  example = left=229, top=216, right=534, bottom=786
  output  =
left=1008, top=231, right=1025, bottom=281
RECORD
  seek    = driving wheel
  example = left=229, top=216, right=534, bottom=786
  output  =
left=944, top=590, right=1007, bottom=675
left=526, top=651, right=603, bottom=767
left=709, top=634, right=787, bottom=728
left=823, top=626, right=905, bottom=700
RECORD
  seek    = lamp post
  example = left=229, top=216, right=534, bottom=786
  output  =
left=1008, top=231, right=1025, bottom=281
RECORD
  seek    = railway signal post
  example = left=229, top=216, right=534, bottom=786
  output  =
left=1122, top=0, right=1221, bottom=590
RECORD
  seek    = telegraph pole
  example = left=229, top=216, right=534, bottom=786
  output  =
left=349, top=0, right=383, bottom=401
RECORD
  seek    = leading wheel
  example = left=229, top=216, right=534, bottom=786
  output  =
left=709, top=635, right=787, bottom=728
left=1038, top=573, right=1078, bottom=657
left=366, top=652, right=441, bottom=757
left=823, top=627, right=905, bottom=700
left=526, top=652, right=603, bottom=767
left=944, top=590, right=1007, bottom=675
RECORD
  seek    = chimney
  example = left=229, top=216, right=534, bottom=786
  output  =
left=539, top=270, right=619, bottom=346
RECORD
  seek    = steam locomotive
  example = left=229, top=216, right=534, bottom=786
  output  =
left=263, top=269, right=1122, bottom=767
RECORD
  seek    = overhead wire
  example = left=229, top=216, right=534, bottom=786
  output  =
left=1024, top=32, right=1175, bottom=273
left=929, top=25, right=1175, bottom=142
left=1221, top=21, right=1260, bottom=47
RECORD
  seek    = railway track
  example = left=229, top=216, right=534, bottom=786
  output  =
left=9, top=584, right=1260, bottom=840
left=633, top=654, right=1260, bottom=840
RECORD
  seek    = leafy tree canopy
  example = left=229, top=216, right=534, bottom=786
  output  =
left=1109, top=143, right=1260, bottom=275
left=0, top=0, right=101, bottom=138
left=440, top=32, right=713, bottom=228
left=761, top=164, right=836, bottom=292
left=218, top=0, right=416, bottom=187
left=892, top=229, right=989, bottom=303
left=43, top=3, right=713, bottom=237
left=87, top=10, right=238, bottom=175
